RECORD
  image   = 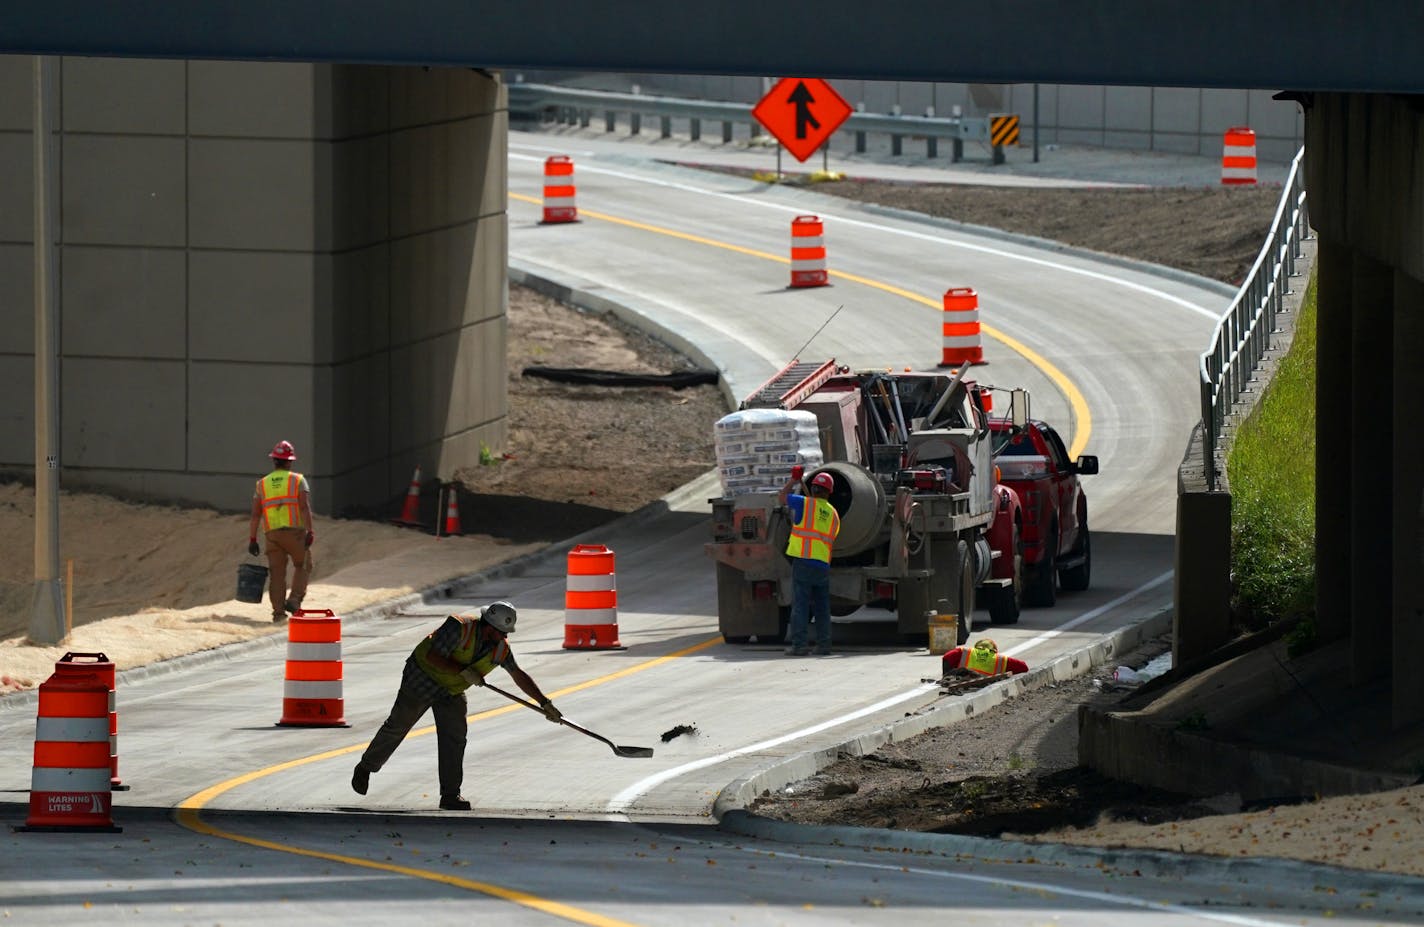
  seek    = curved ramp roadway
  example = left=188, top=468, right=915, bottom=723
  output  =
left=1, top=140, right=1336, bottom=926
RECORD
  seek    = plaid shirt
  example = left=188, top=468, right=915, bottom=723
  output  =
left=401, top=616, right=519, bottom=700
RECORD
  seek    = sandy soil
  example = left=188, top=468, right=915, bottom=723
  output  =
left=5, top=174, right=1420, bottom=881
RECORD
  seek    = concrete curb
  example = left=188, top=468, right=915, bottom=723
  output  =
left=716, top=810, right=1424, bottom=900
left=710, top=606, right=1174, bottom=822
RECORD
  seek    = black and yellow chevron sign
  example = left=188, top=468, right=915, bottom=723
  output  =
left=990, top=114, right=1021, bottom=147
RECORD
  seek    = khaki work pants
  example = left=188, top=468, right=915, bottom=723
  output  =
left=265, top=527, right=313, bottom=618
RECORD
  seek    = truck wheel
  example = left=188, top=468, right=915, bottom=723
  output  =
left=1024, top=531, right=1057, bottom=607
left=722, top=634, right=751, bottom=644
left=1059, top=523, right=1091, bottom=592
left=955, top=543, right=975, bottom=645
left=988, top=525, right=1022, bottom=624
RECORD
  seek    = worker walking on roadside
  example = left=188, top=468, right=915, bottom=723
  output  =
left=351, top=601, right=562, bottom=811
left=941, top=638, right=1029, bottom=678
left=246, top=440, right=314, bottom=622
left=780, top=465, right=841, bottom=656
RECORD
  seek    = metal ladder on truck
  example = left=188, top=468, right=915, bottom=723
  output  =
left=739, top=359, right=839, bottom=411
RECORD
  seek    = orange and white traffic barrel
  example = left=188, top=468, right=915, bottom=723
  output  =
left=277, top=609, right=348, bottom=727
left=22, top=652, right=120, bottom=832
left=542, top=155, right=578, bottom=223
left=77, top=654, right=128, bottom=791
left=1221, top=127, right=1258, bottom=185
left=563, top=544, right=623, bottom=650
left=939, top=287, right=984, bottom=367
left=789, top=215, right=828, bottom=288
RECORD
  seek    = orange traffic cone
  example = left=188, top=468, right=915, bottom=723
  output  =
left=393, top=466, right=424, bottom=527
left=442, top=486, right=463, bottom=537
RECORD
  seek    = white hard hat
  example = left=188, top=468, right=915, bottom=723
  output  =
left=480, top=601, right=517, bottom=634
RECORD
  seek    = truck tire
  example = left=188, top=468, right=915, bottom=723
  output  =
left=1024, top=524, right=1058, bottom=607
left=951, top=541, right=975, bottom=646
left=1059, top=521, right=1091, bottom=592
left=988, top=524, right=1022, bottom=625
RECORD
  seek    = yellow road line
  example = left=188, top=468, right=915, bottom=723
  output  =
left=509, top=193, right=1092, bottom=457
left=176, top=633, right=724, bottom=925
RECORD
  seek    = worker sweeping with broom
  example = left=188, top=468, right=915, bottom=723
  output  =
left=352, top=601, right=561, bottom=811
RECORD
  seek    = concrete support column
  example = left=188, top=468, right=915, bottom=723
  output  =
left=1314, top=237, right=1353, bottom=645
left=1348, top=252, right=1393, bottom=685
left=1173, top=490, right=1232, bottom=665
left=1393, top=270, right=1424, bottom=727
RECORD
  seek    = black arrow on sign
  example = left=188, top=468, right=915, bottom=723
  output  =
left=787, top=81, right=821, bottom=139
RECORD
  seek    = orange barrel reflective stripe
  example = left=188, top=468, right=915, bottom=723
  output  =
left=939, top=287, right=984, bottom=366
left=23, top=653, right=120, bottom=832
left=563, top=544, right=623, bottom=650
left=542, top=156, right=578, bottom=223
left=789, top=215, right=828, bottom=288
left=277, top=609, right=348, bottom=727
left=1221, top=127, right=1258, bottom=185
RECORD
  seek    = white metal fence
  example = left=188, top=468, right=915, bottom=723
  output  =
left=1198, top=148, right=1311, bottom=491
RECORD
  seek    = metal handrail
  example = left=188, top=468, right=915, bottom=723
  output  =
left=507, top=82, right=1004, bottom=144
left=1197, top=147, right=1310, bottom=490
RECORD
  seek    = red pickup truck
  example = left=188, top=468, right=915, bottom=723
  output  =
left=989, top=418, right=1098, bottom=608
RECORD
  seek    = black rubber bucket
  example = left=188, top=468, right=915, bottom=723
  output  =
left=236, top=563, right=269, bottom=603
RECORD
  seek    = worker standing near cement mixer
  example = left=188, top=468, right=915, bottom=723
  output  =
left=779, top=465, right=841, bottom=656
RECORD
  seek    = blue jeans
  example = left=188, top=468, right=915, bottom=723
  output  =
left=788, top=558, right=832, bottom=649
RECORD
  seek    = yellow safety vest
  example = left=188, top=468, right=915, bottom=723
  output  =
left=258, top=470, right=306, bottom=532
left=785, top=496, right=841, bottom=564
left=966, top=647, right=1006, bottom=676
left=413, top=615, right=510, bottom=695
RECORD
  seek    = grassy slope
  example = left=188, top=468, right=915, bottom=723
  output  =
left=1225, top=273, right=1317, bottom=627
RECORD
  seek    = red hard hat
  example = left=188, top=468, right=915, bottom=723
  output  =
left=269, top=440, right=297, bottom=461
left=810, top=472, right=835, bottom=493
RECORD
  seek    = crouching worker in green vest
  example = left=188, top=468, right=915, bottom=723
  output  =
left=351, top=601, right=561, bottom=811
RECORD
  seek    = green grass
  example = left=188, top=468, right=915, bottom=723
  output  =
left=1225, top=272, right=1317, bottom=634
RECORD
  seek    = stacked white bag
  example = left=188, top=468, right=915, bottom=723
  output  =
left=714, top=408, right=824, bottom=496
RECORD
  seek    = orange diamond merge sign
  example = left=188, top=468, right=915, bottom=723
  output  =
left=752, top=78, right=853, bottom=163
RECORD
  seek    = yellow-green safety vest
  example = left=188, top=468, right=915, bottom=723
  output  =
left=966, top=647, right=1006, bottom=676
left=785, top=496, right=841, bottom=564
left=413, top=615, right=509, bottom=695
left=258, top=470, right=305, bottom=532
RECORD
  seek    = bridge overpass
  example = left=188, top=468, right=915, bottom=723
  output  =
left=2, top=2, right=1422, bottom=732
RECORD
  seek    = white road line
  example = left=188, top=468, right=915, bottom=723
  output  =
left=1002, top=571, right=1173, bottom=657
left=607, top=572, right=1174, bottom=813
left=509, top=151, right=1224, bottom=321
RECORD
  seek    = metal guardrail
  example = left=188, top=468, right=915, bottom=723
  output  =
left=507, top=83, right=1015, bottom=163
left=1198, top=147, right=1310, bottom=491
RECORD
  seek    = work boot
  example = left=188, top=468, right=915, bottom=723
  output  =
left=784, top=645, right=810, bottom=656
left=351, top=764, right=370, bottom=796
left=284, top=598, right=301, bottom=615
left=439, top=794, right=472, bottom=811
left=272, top=611, right=287, bottom=623
left=815, top=644, right=833, bottom=656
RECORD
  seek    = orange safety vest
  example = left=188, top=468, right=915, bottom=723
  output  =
left=785, top=496, right=841, bottom=564
left=258, top=469, right=306, bottom=532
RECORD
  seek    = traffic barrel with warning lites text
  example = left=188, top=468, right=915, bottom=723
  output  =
left=563, top=544, right=623, bottom=650
left=277, top=609, right=349, bottom=727
left=789, top=215, right=828, bottom=288
left=542, top=156, right=578, bottom=223
left=22, top=652, right=121, bottom=832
